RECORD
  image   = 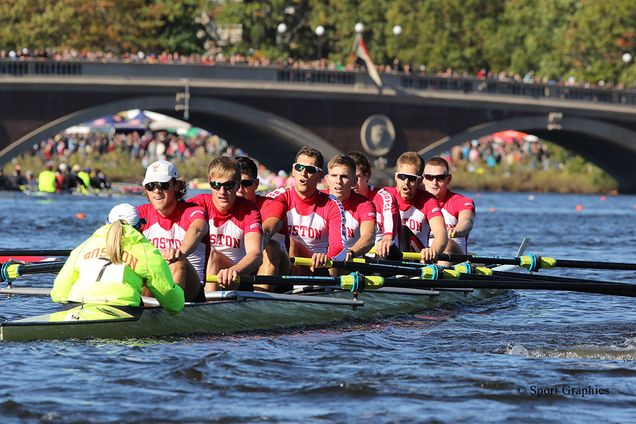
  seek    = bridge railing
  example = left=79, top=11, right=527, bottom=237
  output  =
left=1, top=59, right=635, bottom=105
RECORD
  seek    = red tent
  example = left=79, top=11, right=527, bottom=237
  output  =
left=492, top=130, right=528, bottom=142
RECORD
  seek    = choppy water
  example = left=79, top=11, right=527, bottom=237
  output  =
left=1, top=191, right=636, bottom=423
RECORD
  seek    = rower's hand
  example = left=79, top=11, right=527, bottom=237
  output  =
left=162, top=247, right=182, bottom=264
left=419, top=247, right=438, bottom=263
left=216, top=268, right=238, bottom=288
left=310, top=253, right=329, bottom=272
left=374, top=235, right=393, bottom=258
left=447, top=226, right=457, bottom=239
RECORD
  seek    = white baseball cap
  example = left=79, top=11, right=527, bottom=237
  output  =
left=142, top=160, right=178, bottom=185
left=106, top=203, right=144, bottom=227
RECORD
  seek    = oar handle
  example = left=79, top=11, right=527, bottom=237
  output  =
left=1, top=261, right=65, bottom=282
left=290, top=257, right=334, bottom=268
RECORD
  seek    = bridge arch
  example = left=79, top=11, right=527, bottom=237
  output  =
left=419, top=116, right=636, bottom=193
left=0, top=96, right=342, bottom=171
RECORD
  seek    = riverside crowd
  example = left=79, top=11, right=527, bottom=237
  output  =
left=0, top=129, right=551, bottom=193
left=1, top=48, right=628, bottom=89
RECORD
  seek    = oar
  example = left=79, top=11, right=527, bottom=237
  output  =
left=402, top=251, right=636, bottom=272
left=208, top=272, right=636, bottom=298
left=375, top=277, right=636, bottom=298
left=1, top=261, right=66, bottom=282
left=352, top=257, right=628, bottom=287
left=291, top=256, right=425, bottom=276
left=0, top=249, right=72, bottom=257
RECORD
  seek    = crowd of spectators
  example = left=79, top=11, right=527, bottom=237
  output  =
left=31, top=130, right=246, bottom=170
left=1, top=47, right=631, bottom=90
left=443, top=133, right=551, bottom=174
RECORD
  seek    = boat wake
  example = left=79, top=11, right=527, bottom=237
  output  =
left=504, top=340, right=636, bottom=361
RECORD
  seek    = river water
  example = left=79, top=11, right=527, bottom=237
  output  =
left=1, top=191, right=636, bottom=423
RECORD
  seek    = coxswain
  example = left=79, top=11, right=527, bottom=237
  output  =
left=266, top=146, right=347, bottom=273
left=137, top=160, right=208, bottom=302
left=375, top=152, right=448, bottom=262
left=50, top=203, right=185, bottom=313
left=423, top=156, right=475, bottom=257
left=189, top=157, right=263, bottom=290
left=325, top=154, right=376, bottom=262
left=37, top=162, right=57, bottom=193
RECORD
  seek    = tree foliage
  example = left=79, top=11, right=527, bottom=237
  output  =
left=0, top=0, right=634, bottom=85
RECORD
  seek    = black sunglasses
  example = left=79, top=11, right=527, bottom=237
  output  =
left=423, top=174, right=449, bottom=182
left=395, top=173, right=421, bottom=183
left=240, top=179, right=256, bottom=188
left=293, top=163, right=322, bottom=174
left=210, top=180, right=238, bottom=191
left=144, top=181, right=171, bottom=191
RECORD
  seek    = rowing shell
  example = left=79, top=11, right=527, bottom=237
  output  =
left=0, top=287, right=499, bottom=342
left=0, top=241, right=528, bottom=342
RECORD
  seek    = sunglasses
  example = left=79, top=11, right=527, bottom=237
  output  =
left=209, top=180, right=238, bottom=191
left=395, top=173, right=422, bottom=183
left=144, top=181, right=171, bottom=191
left=293, top=163, right=323, bottom=174
left=423, top=174, right=449, bottom=182
left=240, top=179, right=256, bottom=188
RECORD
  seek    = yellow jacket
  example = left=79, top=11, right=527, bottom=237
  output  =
left=51, top=224, right=184, bottom=314
left=38, top=170, right=57, bottom=193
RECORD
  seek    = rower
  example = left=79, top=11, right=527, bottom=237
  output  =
left=137, top=160, right=208, bottom=302
left=50, top=203, right=184, bottom=314
left=347, top=151, right=380, bottom=201
left=266, top=146, right=347, bottom=273
left=189, top=157, right=263, bottom=291
left=325, top=154, right=376, bottom=263
left=375, top=152, right=448, bottom=262
left=235, top=156, right=291, bottom=280
left=423, top=156, right=475, bottom=258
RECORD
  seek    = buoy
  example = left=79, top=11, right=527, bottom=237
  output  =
left=575, top=205, right=584, bottom=212
left=599, top=195, right=607, bottom=201
left=528, top=195, right=535, bottom=200
left=488, top=207, right=496, bottom=212
left=75, top=213, right=86, bottom=219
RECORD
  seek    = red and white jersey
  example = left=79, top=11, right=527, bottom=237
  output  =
left=189, top=194, right=262, bottom=263
left=375, top=187, right=442, bottom=252
left=137, top=201, right=207, bottom=284
left=256, top=194, right=285, bottom=223
left=323, top=190, right=376, bottom=248
left=428, top=190, right=475, bottom=254
left=357, top=185, right=380, bottom=202
left=255, top=193, right=288, bottom=247
left=373, top=188, right=401, bottom=242
left=267, top=187, right=347, bottom=260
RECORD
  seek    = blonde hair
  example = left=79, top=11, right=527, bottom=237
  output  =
left=327, top=154, right=356, bottom=178
left=105, top=220, right=125, bottom=264
left=207, top=157, right=240, bottom=181
left=396, top=152, right=424, bottom=174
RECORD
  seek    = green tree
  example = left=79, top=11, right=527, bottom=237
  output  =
left=558, top=0, right=636, bottom=85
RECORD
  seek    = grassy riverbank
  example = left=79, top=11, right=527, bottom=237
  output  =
left=5, top=146, right=618, bottom=194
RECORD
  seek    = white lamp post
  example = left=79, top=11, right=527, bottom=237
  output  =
left=277, top=23, right=287, bottom=34
left=622, top=52, right=632, bottom=64
left=315, top=26, right=325, bottom=60
left=354, top=22, right=364, bottom=34
left=392, top=25, right=402, bottom=36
